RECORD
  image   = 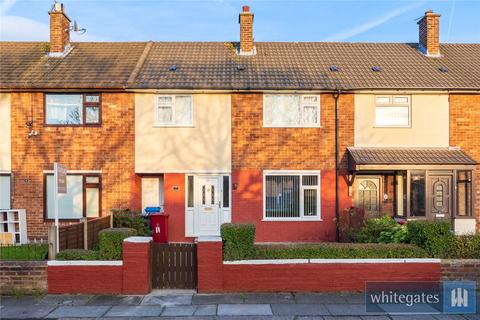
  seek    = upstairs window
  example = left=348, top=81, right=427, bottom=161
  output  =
left=263, top=94, right=320, bottom=127
left=45, top=94, right=101, bottom=125
left=375, top=95, right=410, bottom=127
left=155, top=95, right=193, bottom=126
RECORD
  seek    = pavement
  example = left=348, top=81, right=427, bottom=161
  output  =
left=0, top=291, right=479, bottom=319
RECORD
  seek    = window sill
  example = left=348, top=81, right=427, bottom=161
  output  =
left=153, top=124, right=194, bottom=128
left=373, top=125, right=411, bottom=129
left=263, top=125, right=321, bottom=128
left=262, top=218, right=322, bottom=222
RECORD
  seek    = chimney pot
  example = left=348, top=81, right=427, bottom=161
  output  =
left=417, top=10, right=441, bottom=57
left=238, top=5, right=255, bottom=55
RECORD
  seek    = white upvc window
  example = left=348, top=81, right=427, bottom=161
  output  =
left=263, top=170, right=321, bottom=221
left=0, top=175, right=11, bottom=210
left=155, top=95, right=193, bottom=126
left=141, top=176, right=164, bottom=213
left=263, top=94, right=320, bottom=127
left=375, top=95, right=411, bottom=127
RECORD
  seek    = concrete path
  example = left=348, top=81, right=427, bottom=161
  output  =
left=0, top=292, right=478, bottom=319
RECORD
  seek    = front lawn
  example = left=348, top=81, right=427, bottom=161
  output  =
left=0, top=244, right=48, bottom=261
left=253, top=242, right=429, bottom=260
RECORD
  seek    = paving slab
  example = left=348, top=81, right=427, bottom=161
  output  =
left=216, top=317, right=294, bottom=320
left=193, top=304, right=217, bottom=316
left=104, top=305, right=164, bottom=317
left=0, top=295, right=43, bottom=306
left=271, top=303, right=330, bottom=316
left=463, top=315, right=480, bottom=320
left=141, top=294, right=193, bottom=306
left=390, top=315, right=437, bottom=320
left=295, top=293, right=350, bottom=304
left=86, top=295, right=142, bottom=306
left=46, top=305, right=111, bottom=318
left=344, top=293, right=367, bottom=304
left=0, top=305, right=56, bottom=319
left=161, top=305, right=197, bottom=316
left=433, top=315, right=469, bottom=320
left=217, top=303, right=273, bottom=316
left=192, top=293, right=245, bottom=304
left=39, top=294, right=92, bottom=306
left=326, top=303, right=386, bottom=316
left=243, top=293, right=295, bottom=304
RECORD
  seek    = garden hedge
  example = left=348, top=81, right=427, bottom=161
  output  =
left=406, top=220, right=454, bottom=258
left=221, top=223, right=255, bottom=260
left=56, top=249, right=100, bottom=260
left=98, top=227, right=137, bottom=260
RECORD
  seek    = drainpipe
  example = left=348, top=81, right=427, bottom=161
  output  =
left=333, top=90, right=341, bottom=242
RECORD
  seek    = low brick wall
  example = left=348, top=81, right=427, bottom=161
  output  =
left=47, top=237, right=151, bottom=295
left=197, top=239, right=442, bottom=293
left=441, top=259, right=480, bottom=286
left=0, top=261, right=47, bottom=294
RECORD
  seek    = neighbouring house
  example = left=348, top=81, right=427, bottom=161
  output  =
left=0, top=4, right=478, bottom=243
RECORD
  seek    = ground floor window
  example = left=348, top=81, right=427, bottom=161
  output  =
left=264, top=171, right=320, bottom=220
left=141, top=176, right=164, bottom=213
left=456, top=171, right=473, bottom=217
left=0, top=174, right=11, bottom=210
left=45, top=174, right=101, bottom=219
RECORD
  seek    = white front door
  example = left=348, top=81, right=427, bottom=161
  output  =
left=196, top=176, right=221, bottom=235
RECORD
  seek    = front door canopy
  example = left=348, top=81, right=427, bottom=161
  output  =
left=347, top=147, right=476, bottom=171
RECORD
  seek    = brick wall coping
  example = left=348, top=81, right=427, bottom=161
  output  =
left=124, top=236, right=152, bottom=243
left=441, top=259, right=480, bottom=263
left=48, top=260, right=123, bottom=266
left=0, top=260, right=47, bottom=266
left=197, top=236, right=222, bottom=242
left=224, top=258, right=442, bottom=265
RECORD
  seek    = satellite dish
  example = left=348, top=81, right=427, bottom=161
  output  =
left=72, top=19, right=86, bottom=35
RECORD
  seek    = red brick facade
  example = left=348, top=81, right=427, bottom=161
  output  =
left=449, top=94, right=480, bottom=231
left=11, top=92, right=136, bottom=238
left=231, top=93, right=354, bottom=241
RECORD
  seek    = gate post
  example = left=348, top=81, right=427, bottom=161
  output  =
left=122, top=237, right=152, bottom=294
left=197, top=236, right=223, bottom=293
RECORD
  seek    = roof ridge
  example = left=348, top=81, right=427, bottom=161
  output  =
left=126, top=41, right=154, bottom=87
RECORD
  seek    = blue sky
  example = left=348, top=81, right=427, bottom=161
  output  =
left=1, top=0, right=479, bottom=43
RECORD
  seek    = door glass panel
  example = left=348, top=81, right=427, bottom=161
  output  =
left=358, top=180, right=379, bottom=212
left=202, top=185, right=206, bottom=205
left=456, top=171, right=472, bottom=217
left=187, top=176, right=194, bottom=208
left=211, top=185, right=215, bottom=205
left=223, top=176, right=229, bottom=208
left=410, top=172, right=426, bottom=216
left=395, top=172, right=407, bottom=217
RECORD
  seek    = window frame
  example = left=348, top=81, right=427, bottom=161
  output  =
left=374, top=95, right=411, bottom=128
left=455, top=170, right=473, bottom=218
left=0, top=173, right=11, bottom=210
left=262, top=170, right=321, bottom=221
left=154, top=95, right=194, bottom=127
left=263, top=94, right=321, bottom=128
left=44, top=93, right=102, bottom=127
left=43, top=173, right=102, bottom=221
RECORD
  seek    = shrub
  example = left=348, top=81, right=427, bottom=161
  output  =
left=253, top=243, right=429, bottom=259
left=338, top=207, right=365, bottom=242
left=378, top=224, right=408, bottom=244
left=112, top=208, right=150, bottom=236
left=357, top=216, right=399, bottom=243
left=0, top=244, right=48, bottom=261
left=98, top=228, right=137, bottom=260
left=221, top=223, right=255, bottom=260
left=447, top=234, right=480, bottom=259
left=407, top=220, right=454, bottom=258
left=56, top=249, right=100, bottom=260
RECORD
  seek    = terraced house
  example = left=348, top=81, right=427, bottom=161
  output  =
left=0, top=4, right=478, bottom=243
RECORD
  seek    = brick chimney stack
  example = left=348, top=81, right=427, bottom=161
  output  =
left=49, top=2, right=71, bottom=55
left=417, top=10, right=441, bottom=57
left=239, top=5, right=255, bottom=55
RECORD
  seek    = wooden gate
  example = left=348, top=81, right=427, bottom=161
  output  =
left=151, top=243, right=197, bottom=289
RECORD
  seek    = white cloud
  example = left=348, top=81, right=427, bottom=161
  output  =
left=0, top=14, right=107, bottom=42
left=324, top=2, right=425, bottom=42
